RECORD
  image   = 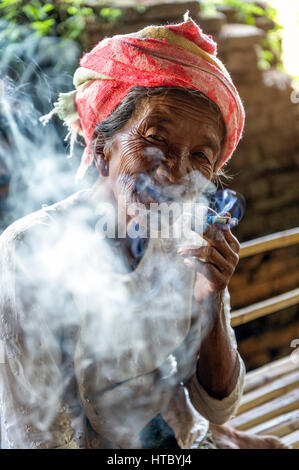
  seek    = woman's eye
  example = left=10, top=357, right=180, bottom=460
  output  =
left=147, top=134, right=167, bottom=143
left=193, top=151, right=208, bottom=160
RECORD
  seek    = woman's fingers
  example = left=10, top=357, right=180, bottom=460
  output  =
left=179, top=246, right=229, bottom=273
left=183, top=257, right=228, bottom=290
left=178, top=224, right=240, bottom=285
left=222, top=227, right=240, bottom=253
left=180, top=226, right=241, bottom=303
left=202, top=225, right=239, bottom=262
left=178, top=225, right=240, bottom=299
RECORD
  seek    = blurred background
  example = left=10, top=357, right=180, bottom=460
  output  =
left=0, top=0, right=298, bottom=372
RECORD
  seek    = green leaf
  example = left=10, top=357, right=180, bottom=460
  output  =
left=243, top=4, right=265, bottom=17
left=136, top=5, right=146, bottom=14
left=0, top=0, right=22, bottom=8
left=59, top=14, right=85, bottom=40
left=80, top=7, right=94, bottom=17
left=263, top=50, right=274, bottom=62
left=3, top=11, right=17, bottom=20
left=42, top=3, right=55, bottom=14
left=31, top=18, right=55, bottom=35
left=67, top=6, right=78, bottom=15
left=100, top=7, right=122, bottom=21
left=22, top=5, right=40, bottom=21
left=265, top=6, right=277, bottom=21
left=245, top=16, right=255, bottom=26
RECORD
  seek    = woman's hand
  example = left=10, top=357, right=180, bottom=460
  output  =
left=177, top=224, right=240, bottom=305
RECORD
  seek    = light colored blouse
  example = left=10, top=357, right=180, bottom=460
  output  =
left=0, top=189, right=245, bottom=449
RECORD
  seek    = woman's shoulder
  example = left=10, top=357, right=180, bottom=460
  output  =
left=0, top=189, right=92, bottom=252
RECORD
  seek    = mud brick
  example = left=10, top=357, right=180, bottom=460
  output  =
left=218, top=24, right=265, bottom=51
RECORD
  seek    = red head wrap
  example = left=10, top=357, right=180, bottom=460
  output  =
left=47, top=18, right=245, bottom=180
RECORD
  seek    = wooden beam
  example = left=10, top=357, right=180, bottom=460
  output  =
left=231, top=288, right=299, bottom=326
left=246, top=410, right=299, bottom=437
left=229, top=389, right=299, bottom=430
left=237, top=370, right=299, bottom=415
left=281, top=429, right=299, bottom=449
left=244, top=355, right=298, bottom=393
left=238, top=322, right=299, bottom=358
left=239, top=227, right=299, bottom=259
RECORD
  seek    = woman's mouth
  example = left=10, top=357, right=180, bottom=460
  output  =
left=134, top=173, right=188, bottom=205
left=141, top=185, right=174, bottom=204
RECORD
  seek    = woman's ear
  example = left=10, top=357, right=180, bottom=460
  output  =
left=94, top=145, right=110, bottom=177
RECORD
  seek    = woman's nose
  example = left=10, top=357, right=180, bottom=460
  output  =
left=155, top=151, right=191, bottom=184
left=155, top=164, right=176, bottom=184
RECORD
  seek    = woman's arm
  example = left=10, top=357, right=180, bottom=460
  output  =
left=196, top=292, right=240, bottom=399
left=185, top=289, right=245, bottom=425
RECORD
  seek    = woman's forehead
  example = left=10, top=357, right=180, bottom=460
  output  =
left=133, top=92, right=225, bottom=139
left=135, top=91, right=216, bottom=118
left=140, top=90, right=214, bottom=112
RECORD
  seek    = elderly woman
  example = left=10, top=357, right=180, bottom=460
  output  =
left=0, top=18, right=285, bottom=450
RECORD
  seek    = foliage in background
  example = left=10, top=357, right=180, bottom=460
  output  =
left=0, top=0, right=284, bottom=70
left=0, top=0, right=122, bottom=44
left=201, top=0, right=283, bottom=70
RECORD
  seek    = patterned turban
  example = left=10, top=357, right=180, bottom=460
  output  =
left=43, top=17, right=245, bottom=180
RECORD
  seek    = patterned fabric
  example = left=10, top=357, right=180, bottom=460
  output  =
left=43, top=17, right=245, bottom=180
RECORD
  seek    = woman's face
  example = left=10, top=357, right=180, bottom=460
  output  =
left=99, top=90, right=225, bottom=206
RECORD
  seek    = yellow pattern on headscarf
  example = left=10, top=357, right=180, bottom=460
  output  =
left=136, top=26, right=225, bottom=73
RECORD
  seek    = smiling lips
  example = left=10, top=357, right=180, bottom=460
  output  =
left=143, top=185, right=174, bottom=204
left=135, top=179, right=188, bottom=205
left=134, top=168, right=189, bottom=205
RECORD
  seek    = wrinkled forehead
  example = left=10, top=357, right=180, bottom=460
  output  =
left=132, top=90, right=226, bottom=138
